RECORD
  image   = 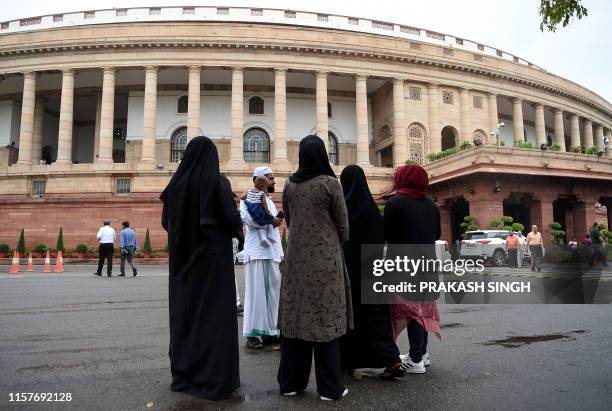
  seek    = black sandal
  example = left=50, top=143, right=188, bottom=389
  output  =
left=246, top=337, right=263, bottom=349
left=380, top=363, right=406, bottom=380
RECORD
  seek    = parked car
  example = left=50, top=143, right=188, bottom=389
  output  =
left=460, top=230, right=530, bottom=267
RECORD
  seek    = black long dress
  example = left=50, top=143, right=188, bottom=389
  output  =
left=339, top=165, right=400, bottom=370
left=161, top=136, right=243, bottom=400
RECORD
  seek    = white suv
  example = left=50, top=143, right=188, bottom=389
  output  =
left=460, top=230, right=530, bottom=267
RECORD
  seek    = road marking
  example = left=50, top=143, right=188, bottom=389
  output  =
left=0, top=275, right=25, bottom=279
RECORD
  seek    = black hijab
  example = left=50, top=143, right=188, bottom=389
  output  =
left=340, top=165, right=384, bottom=244
left=160, top=136, right=230, bottom=277
left=289, top=135, right=336, bottom=183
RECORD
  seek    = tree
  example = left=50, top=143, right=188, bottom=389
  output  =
left=549, top=221, right=566, bottom=245
left=143, top=229, right=152, bottom=254
left=56, top=227, right=65, bottom=253
left=16, top=229, right=26, bottom=255
left=460, top=216, right=478, bottom=233
left=539, top=0, right=588, bottom=32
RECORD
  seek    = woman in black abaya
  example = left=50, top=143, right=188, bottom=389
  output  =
left=161, top=136, right=243, bottom=400
left=339, top=165, right=404, bottom=379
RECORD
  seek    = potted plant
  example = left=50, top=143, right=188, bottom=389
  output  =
left=143, top=228, right=152, bottom=258
left=75, top=243, right=89, bottom=258
left=33, top=244, right=47, bottom=258
left=0, top=243, right=10, bottom=258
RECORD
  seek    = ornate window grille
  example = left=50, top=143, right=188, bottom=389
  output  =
left=249, top=96, right=264, bottom=115
left=177, top=96, right=188, bottom=114
left=170, top=127, right=187, bottom=163
left=243, top=128, right=270, bottom=163
left=328, top=132, right=338, bottom=165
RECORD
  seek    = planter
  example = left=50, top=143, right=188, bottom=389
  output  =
left=0, top=252, right=7, bottom=258
left=143, top=253, right=151, bottom=258
left=76, top=252, right=87, bottom=259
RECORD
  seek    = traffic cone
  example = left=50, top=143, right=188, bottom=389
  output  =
left=9, top=251, right=20, bottom=273
left=43, top=250, right=52, bottom=273
left=53, top=251, right=64, bottom=273
left=26, top=252, right=34, bottom=272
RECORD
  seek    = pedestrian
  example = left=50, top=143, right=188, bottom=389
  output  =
left=384, top=164, right=441, bottom=375
left=239, top=166, right=283, bottom=349
left=160, top=136, right=243, bottom=401
left=278, top=135, right=352, bottom=401
left=119, top=221, right=138, bottom=277
left=590, top=223, right=609, bottom=268
left=568, top=237, right=578, bottom=261
left=242, top=176, right=278, bottom=247
left=506, top=232, right=519, bottom=268
left=526, top=224, right=544, bottom=272
left=339, top=165, right=405, bottom=380
left=516, top=231, right=525, bottom=268
left=94, top=220, right=115, bottom=277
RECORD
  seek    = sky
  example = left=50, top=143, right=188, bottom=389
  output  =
left=2, top=0, right=611, bottom=102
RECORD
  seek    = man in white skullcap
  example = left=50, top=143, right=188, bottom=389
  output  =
left=240, top=166, right=284, bottom=349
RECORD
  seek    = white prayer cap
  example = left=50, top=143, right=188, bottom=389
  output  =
left=253, top=166, right=273, bottom=177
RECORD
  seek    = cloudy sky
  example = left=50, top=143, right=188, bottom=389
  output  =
left=3, top=0, right=610, bottom=102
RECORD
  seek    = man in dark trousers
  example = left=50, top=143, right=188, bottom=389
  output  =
left=119, top=221, right=138, bottom=277
left=94, top=220, right=116, bottom=277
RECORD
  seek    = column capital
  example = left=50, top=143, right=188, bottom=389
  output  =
left=393, top=77, right=407, bottom=83
left=510, top=97, right=522, bottom=104
left=570, top=113, right=579, bottom=119
left=102, top=67, right=115, bottom=75
left=274, top=67, right=288, bottom=75
left=487, top=91, right=497, bottom=97
left=315, top=70, right=328, bottom=79
left=61, top=68, right=76, bottom=76
left=22, top=71, right=37, bottom=79
left=427, top=81, right=440, bottom=88
left=187, top=65, right=201, bottom=72
left=584, top=118, right=592, bottom=124
left=144, top=65, right=159, bottom=72
left=232, top=66, right=245, bottom=72
left=532, top=102, right=544, bottom=109
left=459, top=86, right=470, bottom=93
left=354, top=73, right=368, bottom=81
left=553, top=108, right=563, bottom=115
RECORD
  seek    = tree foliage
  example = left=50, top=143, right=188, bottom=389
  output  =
left=16, top=229, right=26, bottom=255
left=143, top=229, right=152, bottom=254
left=56, top=227, right=65, bottom=252
left=539, top=0, right=588, bottom=32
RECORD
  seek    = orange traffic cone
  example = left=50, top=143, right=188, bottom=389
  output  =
left=43, top=250, right=52, bottom=273
left=54, top=251, right=64, bottom=273
left=26, top=252, right=34, bottom=272
left=9, top=251, right=20, bottom=273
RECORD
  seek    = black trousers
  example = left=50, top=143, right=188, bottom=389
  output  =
left=508, top=249, right=518, bottom=268
left=278, top=337, right=344, bottom=399
left=97, top=243, right=114, bottom=275
left=407, top=320, right=427, bottom=363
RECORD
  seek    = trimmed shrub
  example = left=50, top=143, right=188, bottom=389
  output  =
left=75, top=243, right=89, bottom=253
left=549, top=221, right=566, bottom=245
left=143, top=229, right=152, bottom=254
left=585, top=146, right=599, bottom=155
left=0, top=243, right=11, bottom=254
left=56, top=228, right=65, bottom=253
left=460, top=216, right=478, bottom=233
left=569, top=146, right=582, bottom=153
left=512, top=223, right=525, bottom=233
left=459, top=141, right=473, bottom=150
left=16, top=229, right=26, bottom=255
left=33, top=244, right=47, bottom=253
left=549, top=143, right=562, bottom=151
left=514, top=141, right=533, bottom=149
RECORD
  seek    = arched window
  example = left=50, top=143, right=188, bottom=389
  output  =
left=407, top=122, right=426, bottom=165
left=441, top=126, right=458, bottom=150
left=249, top=96, right=264, bottom=115
left=177, top=95, right=188, bottom=114
left=328, top=131, right=338, bottom=165
left=327, top=101, right=332, bottom=118
left=473, top=129, right=488, bottom=145
left=378, top=125, right=392, bottom=143
left=170, top=127, right=187, bottom=162
left=243, top=128, right=270, bottom=162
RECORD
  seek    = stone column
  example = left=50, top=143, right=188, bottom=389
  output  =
left=605, top=129, right=612, bottom=159
left=93, top=95, right=102, bottom=160
left=459, top=87, right=471, bottom=144
left=511, top=98, right=524, bottom=143
left=315, top=71, right=329, bottom=152
left=534, top=103, right=546, bottom=146
left=583, top=119, right=594, bottom=148
left=141, top=66, right=158, bottom=162
left=187, top=66, right=201, bottom=140
left=393, top=78, right=406, bottom=167
left=428, top=83, right=441, bottom=153
left=273, top=68, right=289, bottom=168
left=56, top=69, right=75, bottom=164
left=594, top=124, right=604, bottom=151
left=573, top=201, right=597, bottom=240
left=355, top=74, right=370, bottom=166
left=487, top=92, right=498, bottom=145
left=570, top=114, right=580, bottom=150
left=228, top=67, right=244, bottom=165
left=31, top=97, right=44, bottom=163
left=16, top=72, right=36, bottom=165
left=553, top=108, right=566, bottom=151
left=98, top=67, right=115, bottom=163
left=529, top=196, right=555, bottom=247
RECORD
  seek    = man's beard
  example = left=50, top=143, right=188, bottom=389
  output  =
left=267, top=185, right=275, bottom=193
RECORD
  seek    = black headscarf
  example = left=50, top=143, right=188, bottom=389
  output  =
left=289, top=135, right=336, bottom=183
left=340, top=165, right=384, bottom=244
left=161, top=136, right=241, bottom=277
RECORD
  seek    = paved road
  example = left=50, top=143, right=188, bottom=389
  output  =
left=1, top=265, right=611, bottom=410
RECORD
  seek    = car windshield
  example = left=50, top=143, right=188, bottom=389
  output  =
left=488, top=232, right=509, bottom=239
left=464, top=232, right=486, bottom=240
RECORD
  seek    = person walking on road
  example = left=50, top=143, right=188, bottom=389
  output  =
left=94, top=220, right=116, bottom=277
left=526, top=225, right=544, bottom=272
left=506, top=232, right=519, bottom=268
left=119, top=221, right=138, bottom=277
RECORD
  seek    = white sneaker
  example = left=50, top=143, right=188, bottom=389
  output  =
left=283, top=392, right=298, bottom=397
left=400, top=357, right=426, bottom=374
left=320, top=387, right=348, bottom=401
left=400, top=353, right=430, bottom=367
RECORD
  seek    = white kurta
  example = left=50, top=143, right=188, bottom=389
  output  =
left=240, top=198, right=283, bottom=337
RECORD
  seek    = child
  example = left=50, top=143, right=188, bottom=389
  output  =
left=243, top=176, right=277, bottom=247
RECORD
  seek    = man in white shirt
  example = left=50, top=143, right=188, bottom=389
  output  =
left=94, top=220, right=116, bottom=277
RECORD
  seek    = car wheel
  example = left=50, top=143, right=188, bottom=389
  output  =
left=493, top=249, right=506, bottom=267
